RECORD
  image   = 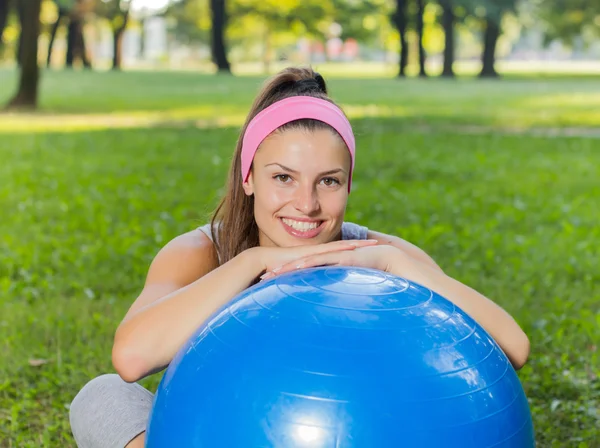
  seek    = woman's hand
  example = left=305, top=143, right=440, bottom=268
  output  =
left=252, top=239, right=380, bottom=279
left=260, top=244, right=404, bottom=280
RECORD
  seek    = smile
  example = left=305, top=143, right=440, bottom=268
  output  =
left=281, top=218, right=320, bottom=231
left=279, top=218, right=325, bottom=239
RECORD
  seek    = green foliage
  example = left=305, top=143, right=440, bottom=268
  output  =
left=0, top=69, right=599, bottom=446
left=330, top=0, right=394, bottom=42
left=164, top=0, right=211, bottom=45
left=227, top=0, right=336, bottom=53
left=164, top=0, right=391, bottom=54
left=534, top=0, right=600, bottom=46
left=52, top=0, right=76, bottom=11
left=95, top=0, right=131, bottom=24
left=448, top=0, right=517, bottom=23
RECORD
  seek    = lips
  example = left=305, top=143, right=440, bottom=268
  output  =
left=279, top=218, right=325, bottom=239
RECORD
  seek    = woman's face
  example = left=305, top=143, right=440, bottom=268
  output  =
left=243, top=127, right=351, bottom=248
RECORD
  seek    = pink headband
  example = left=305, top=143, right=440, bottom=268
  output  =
left=241, top=96, right=356, bottom=192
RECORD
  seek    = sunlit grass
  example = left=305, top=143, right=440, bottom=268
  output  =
left=1, top=68, right=599, bottom=133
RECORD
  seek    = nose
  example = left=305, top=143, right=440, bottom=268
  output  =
left=293, top=183, right=320, bottom=215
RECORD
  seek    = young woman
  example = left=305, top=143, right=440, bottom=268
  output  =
left=69, top=67, right=530, bottom=448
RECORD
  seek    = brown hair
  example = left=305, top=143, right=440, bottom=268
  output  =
left=210, top=66, right=347, bottom=265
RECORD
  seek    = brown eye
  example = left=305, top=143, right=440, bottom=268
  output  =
left=321, top=177, right=340, bottom=187
left=274, top=174, right=291, bottom=183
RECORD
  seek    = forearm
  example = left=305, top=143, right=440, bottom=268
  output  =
left=388, top=251, right=530, bottom=369
left=113, top=249, right=262, bottom=381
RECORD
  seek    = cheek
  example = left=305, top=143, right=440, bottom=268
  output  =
left=254, top=183, right=290, bottom=211
left=320, top=191, right=348, bottom=215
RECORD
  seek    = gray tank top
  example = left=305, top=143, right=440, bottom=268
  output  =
left=198, top=221, right=368, bottom=246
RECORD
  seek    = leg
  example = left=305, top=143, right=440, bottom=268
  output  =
left=69, top=373, right=154, bottom=448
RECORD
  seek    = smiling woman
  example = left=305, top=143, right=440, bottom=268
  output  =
left=244, top=127, right=351, bottom=245
left=209, top=76, right=358, bottom=263
left=67, top=66, right=530, bottom=448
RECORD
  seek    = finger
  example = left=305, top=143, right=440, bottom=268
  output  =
left=293, top=243, right=353, bottom=261
left=332, top=239, right=378, bottom=247
left=273, top=252, right=349, bottom=277
left=310, top=239, right=378, bottom=255
left=264, top=240, right=378, bottom=277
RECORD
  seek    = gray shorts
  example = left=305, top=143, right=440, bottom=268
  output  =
left=69, top=374, right=154, bottom=448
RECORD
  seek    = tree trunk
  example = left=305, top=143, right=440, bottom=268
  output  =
left=479, top=13, right=501, bottom=78
left=78, top=21, right=91, bottom=68
left=65, top=18, right=76, bottom=67
left=112, top=11, right=129, bottom=70
left=66, top=16, right=90, bottom=68
left=139, top=17, right=145, bottom=58
left=6, top=0, right=41, bottom=110
left=416, top=0, right=427, bottom=77
left=0, top=0, right=10, bottom=48
left=47, top=9, right=65, bottom=67
left=441, top=0, right=455, bottom=77
left=15, top=0, right=25, bottom=65
left=391, top=0, right=408, bottom=77
left=210, top=0, right=231, bottom=73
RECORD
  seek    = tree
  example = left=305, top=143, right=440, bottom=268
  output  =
left=164, top=0, right=211, bottom=47
left=535, top=0, right=600, bottom=47
left=476, top=0, right=517, bottom=78
left=5, top=0, right=42, bottom=110
left=439, top=0, right=455, bottom=77
left=46, top=5, right=67, bottom=66
left=416, top=0, right=427, bottom=77
left=65, top=8, right=92, bottom=68
left=230, top=0, right=334, bottom=72
left=210, top=0, right=230, bottom=72
left=331, top=0, right=393, bottom=44
left=479, top=3, right=501, bottom=77
left=0, top=0, right=10, bottom=49
left=391, top=0, right=409, bottom=77
left=47, top=0, right=95, bottom=68
left=96, top=0, right=131, bottom=70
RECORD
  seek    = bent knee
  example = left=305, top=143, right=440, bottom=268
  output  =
left=69, top=374, right=121, bottom=436
left=70, top=374, right=125, bottom=415
left=69, top=374, right=153, bottom=447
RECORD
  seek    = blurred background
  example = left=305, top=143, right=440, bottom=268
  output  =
left=0, top=0, right=599, bottom=101
left=0, top=1, right=599, bottom=447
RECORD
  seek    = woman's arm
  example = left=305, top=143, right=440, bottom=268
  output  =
left=112, top=233, right=377, bottom=383
left=370, top=230, right=530, bottom=369
left=112, top=230, right=263, bottom=383
left=386, top=249, right=531, bottom=370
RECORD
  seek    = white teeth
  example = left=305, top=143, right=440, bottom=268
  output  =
left=282, top=218, right=319, bottom=232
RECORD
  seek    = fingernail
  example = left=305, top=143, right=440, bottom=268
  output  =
left=260, top=272, right=273, bottom=280
left=272, top=266, right=282, bottom=273
left=295, top=262, right=305, bottom=269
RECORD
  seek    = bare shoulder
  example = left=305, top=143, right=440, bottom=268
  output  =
left=367, top=229, right=443, bottom=273
left=121, top=229, right=219, bottom=322
left=146, top=228, right=219, bottom=284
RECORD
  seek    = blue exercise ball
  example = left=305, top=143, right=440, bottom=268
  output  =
left=145, top=266, right=534, bottom=447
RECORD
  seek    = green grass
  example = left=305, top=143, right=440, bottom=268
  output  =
left=1, top=68, right=600, bottom=131
left=0, top=67, right=599, bottom=447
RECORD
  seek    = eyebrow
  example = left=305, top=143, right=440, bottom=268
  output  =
left=265, top=163, right=347, bottom=176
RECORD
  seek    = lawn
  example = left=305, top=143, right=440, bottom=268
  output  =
left=0, top=67, right=598, bottom=447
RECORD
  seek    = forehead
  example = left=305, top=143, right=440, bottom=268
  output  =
left=255, top=128, right=350, bottom=168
